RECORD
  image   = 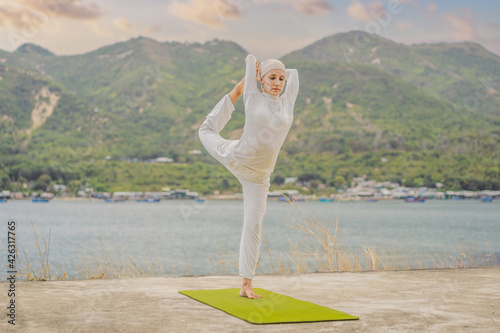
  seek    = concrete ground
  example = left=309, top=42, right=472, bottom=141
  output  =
left=1, top=267, right=499, bottom=332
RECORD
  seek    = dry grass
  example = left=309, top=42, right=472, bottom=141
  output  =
left=12, top=201, right=498, bottom=281
left=15, top=219, right=52, bottom=281
left=15, top=219, right=190, bottom=280
left=210, top=197, right=497, bottom=275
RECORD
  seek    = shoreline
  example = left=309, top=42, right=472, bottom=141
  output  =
left=4, top=195, right=448, bottom=202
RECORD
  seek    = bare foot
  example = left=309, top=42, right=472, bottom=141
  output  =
left=239, top=285, right=261, bottom=299
left=239, top=278, right=261, bottom=299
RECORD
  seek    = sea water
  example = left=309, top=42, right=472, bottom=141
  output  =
left=1, top=199, right=498, bottom=279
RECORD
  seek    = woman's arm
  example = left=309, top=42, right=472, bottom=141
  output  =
left=243, top=54, right=259, bottom=106
left=229, top=77, right=245, bottom=105
left=282, top=68, right=299, bottom=103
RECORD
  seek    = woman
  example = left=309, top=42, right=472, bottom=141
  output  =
left=199, top=54, right=299, bottom=299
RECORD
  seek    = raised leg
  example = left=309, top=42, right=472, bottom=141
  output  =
left=198, top=94, right=237, bottom=167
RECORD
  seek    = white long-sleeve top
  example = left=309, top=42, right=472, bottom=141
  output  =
left=231, top=54, right=299, bottom=174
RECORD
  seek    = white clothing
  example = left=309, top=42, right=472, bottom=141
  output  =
left=233, top=54, right=299, bottom=174
left=198, top=54, right=299, bottom=279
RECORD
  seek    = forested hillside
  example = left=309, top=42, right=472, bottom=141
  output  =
left=0, top=32, right=499, bottom=194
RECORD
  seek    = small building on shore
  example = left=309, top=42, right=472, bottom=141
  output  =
left=163, top=189, right=199, bottom=199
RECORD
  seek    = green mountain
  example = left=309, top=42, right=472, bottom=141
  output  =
left=0, top=32, right=499, bottom=193
left=14, top=43, right=55, bottom=57
left=282, top=31, right=500, bottom=118
left=0, top=64, right=90, bottom=151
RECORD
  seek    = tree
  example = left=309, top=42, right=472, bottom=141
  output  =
left=309, top=180, right=320, bottom=192
left=67, top=180, right=83, bottom=196
left=329, top=175, right=346, bottom=188
left=0, top=169, right=10, bottom=189
left=33, top=174, right=52, bottom=191
left=298, top=172, right=319, bottom=183
left=485, top=167, right=499, bottom=179
left=272, top=174, right=285, bottom=186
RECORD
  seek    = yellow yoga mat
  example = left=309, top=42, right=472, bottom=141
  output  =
left=179, top=288, right=359, bottom=325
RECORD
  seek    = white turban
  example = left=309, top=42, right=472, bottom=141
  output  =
left=259, top=59, right=286, bottom=80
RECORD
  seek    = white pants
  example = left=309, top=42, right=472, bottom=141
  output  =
left=199, top=95, right=271, bottom=280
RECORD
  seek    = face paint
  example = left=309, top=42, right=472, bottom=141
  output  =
left=264, top=79, right=272, bottom=91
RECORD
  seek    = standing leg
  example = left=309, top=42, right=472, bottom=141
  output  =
left=238, top=176, right=270, bottom=299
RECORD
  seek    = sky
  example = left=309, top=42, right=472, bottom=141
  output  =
left=0, top=0, right=499, bottom=60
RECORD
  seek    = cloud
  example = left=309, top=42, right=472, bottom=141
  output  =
left=254, top=0, right=333, bottom=16
left=293, top=0, right=333, bottom=17
left=112, top=18, right=161, bottom=36
left=0, top=7, right=26, bottom=29
left=347, top=0, right=383, bottom=22
left=114, top=18, right=135, bottom=31
left=397, top=20, right=413, bottom=31
left=0, top=0, right=102, bottom=30
left=143, top=25, right=162, bottom=35
left=486, top=21, right=500, bottom=31
left=443, top=10, right=478, bottom=41
left=167, top=0, right=242, bottom=28
left=88, top=20, right=112, bottom=36
left=427, top=2, right=437, bottom=13
left=253, top=0, right=290, bottom=4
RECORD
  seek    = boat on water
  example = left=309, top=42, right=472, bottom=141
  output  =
left=32, top=197, right=50, bottom=203
left=136, top=198, right=161, bottom=203
left=194, top=197, right=206, bottom=203
left=0, top=198, right=7, bottom=203
left=105, top=198, right=126, bottom=203
left=366, top=198, right=378, bottom=202
left=481, top=196, right=493, bottom=202
left=405, top=196, right=426, bottom=202
left=319, top=197, right=334, bottom=202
